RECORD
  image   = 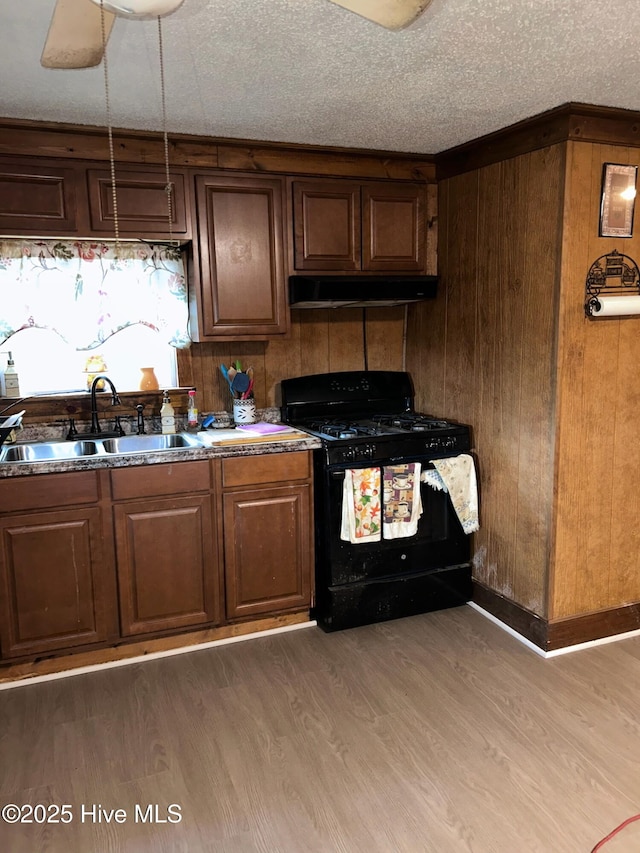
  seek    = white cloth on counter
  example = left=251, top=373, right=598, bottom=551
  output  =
left=421, top=453, right=479, bottom=534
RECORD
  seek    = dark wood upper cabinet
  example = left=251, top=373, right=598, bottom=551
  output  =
left=291, top=178, right=426, bottom=273
left=292, top=181, right=361, bottom=270
left=0, top=159, right=85, bottom=234
left=86, top=166, right=190, bottom=237
left=192, top=172, right=288, bottom=340
left=362, top=183, right=425, bottom=271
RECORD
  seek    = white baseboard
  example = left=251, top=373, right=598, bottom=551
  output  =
left=468, top=602, right=640, bottom=658
left=0, top=620, right=317, bottom=691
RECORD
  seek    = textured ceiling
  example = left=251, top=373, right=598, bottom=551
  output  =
left=2, top=0, right=640, bottom=154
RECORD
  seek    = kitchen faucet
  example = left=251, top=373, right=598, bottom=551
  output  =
left=89, top=375, right=125, bottom=436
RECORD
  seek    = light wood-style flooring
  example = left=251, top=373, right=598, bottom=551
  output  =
left=2, top=606, right=640, bottom=852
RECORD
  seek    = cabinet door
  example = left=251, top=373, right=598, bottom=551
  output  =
left=194, top=172, right=287, bottom=339
left=0, top=507, right=111, bottom=658
left=0, top=159, right=84, bottom=234
left=223, top=484, right=312, bottom=619
left=362, top=183, right=425, bottom=271
left=292, top=180, right=361, bottom=270
left=87, top=166, right=189, bottom=237
left=114, top=494, right=221, bottom=636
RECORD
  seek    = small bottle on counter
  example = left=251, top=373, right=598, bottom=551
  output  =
left=3, top=352, right=20, bottom=398
left=160, top=391, right=176, bottom=435
left=187, top=389, right=199, bottom=430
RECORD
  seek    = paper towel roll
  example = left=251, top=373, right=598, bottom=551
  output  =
left=588, top=294, right=640, bottom=317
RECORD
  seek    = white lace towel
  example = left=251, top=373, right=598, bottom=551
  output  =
left=422, top=454, right=479, bottom=534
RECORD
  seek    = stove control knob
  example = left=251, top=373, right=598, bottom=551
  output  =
left=444, top=438, right=456, bottom=449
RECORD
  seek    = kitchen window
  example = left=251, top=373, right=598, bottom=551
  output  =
left=0, top=238, right=189, bottom=395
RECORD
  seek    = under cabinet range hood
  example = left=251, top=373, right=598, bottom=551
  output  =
left=289, top=275, right=437, bottom=308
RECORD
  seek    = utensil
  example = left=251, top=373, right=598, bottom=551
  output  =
left=231, top=372, right=251, bottom=396
left=242, top=378, right=254, bottom=399
left=219, top=364, right=234, bottom=392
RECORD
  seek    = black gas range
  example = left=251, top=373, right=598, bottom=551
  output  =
left=281, top=371, right=474, bottom=631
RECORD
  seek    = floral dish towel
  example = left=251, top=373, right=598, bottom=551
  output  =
left=340, top=467, right=382, bottom=543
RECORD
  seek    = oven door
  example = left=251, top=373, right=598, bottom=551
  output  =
left=316, top=458, right=470, bottom=588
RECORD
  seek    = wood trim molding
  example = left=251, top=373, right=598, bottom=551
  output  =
left=547, top=604, right=640, bottom=651
left=0, top=117, right=435, bottom=182
left=472, top=581, right=548, bottom=650
left=436, top=102, right=640, bottom=180
left=0, top=611, right=311, bottom=684
left=474, top=581, right=640, bottom=652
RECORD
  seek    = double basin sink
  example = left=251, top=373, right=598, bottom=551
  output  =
left=0, top=432, right=204, bottom=464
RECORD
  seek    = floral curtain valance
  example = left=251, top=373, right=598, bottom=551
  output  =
left=0, top=239, right=191, bottom=350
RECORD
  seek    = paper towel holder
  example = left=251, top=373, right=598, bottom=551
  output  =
left=584, top=249, right=640, bottom=317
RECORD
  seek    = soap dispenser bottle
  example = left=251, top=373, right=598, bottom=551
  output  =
left=3, top=352, right=20, bottom=398
left=160, top=391, right=176, bottom=435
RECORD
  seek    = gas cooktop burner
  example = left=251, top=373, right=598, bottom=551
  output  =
left=300, top=415, right=459, bottom=441
left=308, top=421, right=382, bottom=439
left=375, top=414, right=451, bottom=432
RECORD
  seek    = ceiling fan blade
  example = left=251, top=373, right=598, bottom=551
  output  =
left=41, top=0, right=116, bottom=69
left=88, top=0, right=185, bottom=19
left=326, top=0, right=434, bottom=30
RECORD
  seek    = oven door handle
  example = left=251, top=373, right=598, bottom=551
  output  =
left=330, top=471, right=346, bottom=480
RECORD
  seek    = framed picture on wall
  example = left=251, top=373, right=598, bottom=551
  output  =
left=599, top=163, right=638, bottom=238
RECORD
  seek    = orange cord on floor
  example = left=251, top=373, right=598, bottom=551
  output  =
left=591, top=814, right=640, bottom=851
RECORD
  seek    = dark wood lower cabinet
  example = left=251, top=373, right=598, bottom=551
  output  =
left=221, top=451, right=313, bottom=620
left=223, top=484, right=312, bottom=619
left=113, top=494, right=221, bottom=636
left=0, top=451, right=314, bottom=663
left=0, top=507, right=113, bottom=658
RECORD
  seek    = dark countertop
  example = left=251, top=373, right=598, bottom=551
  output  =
left=0, top=433, right=321, bottom=478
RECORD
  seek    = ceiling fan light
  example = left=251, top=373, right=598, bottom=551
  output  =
left=89, top=0, right=185, bottom=19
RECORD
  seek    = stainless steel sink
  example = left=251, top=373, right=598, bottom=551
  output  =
left=0, top=433, right=204, bottom=463
left=101, top=433, right=202, bottom=454
left=0, top=440, right=100, bottom=462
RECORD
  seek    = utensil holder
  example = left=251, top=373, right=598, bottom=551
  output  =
left=233, top=399, right=257, bottom=425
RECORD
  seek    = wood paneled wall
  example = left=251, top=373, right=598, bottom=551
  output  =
left=178, top=307, right=406, bottom=414
left=551, top=141, right=640, bottom=619
left=407, top=146, right=565, bottom=618
left=414, top=129, right=640, bottom=625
